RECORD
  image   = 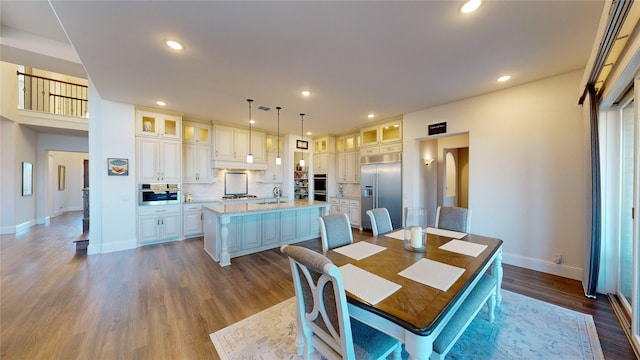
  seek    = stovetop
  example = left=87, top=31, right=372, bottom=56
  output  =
left=222, top=195, right=258, bottom=200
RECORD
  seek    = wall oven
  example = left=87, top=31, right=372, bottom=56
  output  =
left=138, top=183, right=181, bottom=206
left=314, top=174, right=327, bottom=202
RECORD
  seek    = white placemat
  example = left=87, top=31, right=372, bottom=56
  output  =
left=333, top=242, right=386, bottom=261
left=425, top=227, right=467, bottom=239
left=385, top=229, right=405, bottom=240
left=339, top=264, right=402, bottom=305
left=398, top=258, right=465, bottom=292
left=439, top=239, right=488, bottom=257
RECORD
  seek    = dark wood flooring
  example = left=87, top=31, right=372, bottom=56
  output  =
left=1, top=211, right=636, bottom=359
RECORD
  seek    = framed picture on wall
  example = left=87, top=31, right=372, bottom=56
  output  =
left=22, top=162, right=33, bottom=196
left=58, top=165, right=66, bottom=191
left=108, top=158, right=129, bottom=176
left=296, top=140, right=308, bottom=150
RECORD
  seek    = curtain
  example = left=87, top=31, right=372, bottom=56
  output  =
left=584, top=83, right=602, bottom=298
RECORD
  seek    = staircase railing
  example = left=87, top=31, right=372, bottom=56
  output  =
left=17, top=71, right=88, bottom=118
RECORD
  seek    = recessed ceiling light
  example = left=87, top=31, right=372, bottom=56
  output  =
left=166, top=40, right=183, bottom=50
left=306, top=132, right=312, bottom=136
left=156, top=101, right=166, bottom=106
left=368, top=114, right=375, bottom=119
left=301, top=90, right=311, bottom=97
left=497, top=75, right=512, bottom=82
left=461, top=0, right=482, bottom=14
left=249, top=120, right=255, bottom=124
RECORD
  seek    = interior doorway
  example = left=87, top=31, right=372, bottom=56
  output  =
left=419, top=133, right=469, bottom=226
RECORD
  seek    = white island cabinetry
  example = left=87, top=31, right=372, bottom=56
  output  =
left=203, top=201, right=329, bottom=266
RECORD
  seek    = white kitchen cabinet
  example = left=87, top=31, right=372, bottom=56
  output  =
left=183, top=144, right=212, bottom=182
left=360, top=119, right=402, bottom=156
left=336, top=133, right=360, bottom=152
left=361, top=120, right=402, bottom=147
left=138, top=205, right=181, bottom=244
left=136, top=110, right=181, bottom=139
left=329, top=197, right=360, bottom=228
left=137, top=137, right=181, bottom=182
left=183, top=121, right=211, bottom=144
left=183, top=204, right=203, bottom=238
left=336, top=151, right=357, bottom=183
left=314, top=137, right=328, bottom=153
left=266, top=135, right=282, bottom=152
left=213, top=125, right=266, bottom=167
left=313, top=153, right=328, bottom=174
left=257, top=151, right=284, bottom=183
left=349, top=199, right=361, bottom=227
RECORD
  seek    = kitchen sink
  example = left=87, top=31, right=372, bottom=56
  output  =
left=262, top=199, right=287, bottom=205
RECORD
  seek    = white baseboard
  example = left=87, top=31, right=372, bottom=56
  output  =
left=0, top=225, right=15, bottom=234
left=15, top=220, right=36, bottom=233
left=87, top=239, right=136, bottom=255
left=502, top=252, right=583, bottom=281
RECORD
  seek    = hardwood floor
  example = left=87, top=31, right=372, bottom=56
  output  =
left=1, top=211, right=636, bottom=359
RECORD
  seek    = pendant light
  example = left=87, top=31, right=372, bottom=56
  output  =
left=299, top=113, right=305, bottom=168
left=246, top=99, right=254, bottom=164
left=275, top=106, right=282, bottom=165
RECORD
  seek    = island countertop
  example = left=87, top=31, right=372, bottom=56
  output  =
left=204, top=199, right=327, bottom=215
left=203, top=199, right=329, bottom=266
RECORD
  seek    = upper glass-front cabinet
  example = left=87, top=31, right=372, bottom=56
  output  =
left=360, top=120, right=402, bottom=147
left=183, top=121, right=211, bottom=144
left=336, top=133, right=360, bottom=152
left=314, top=137, right=328, bottom=153
left=136, top=110, right=181, bottom=139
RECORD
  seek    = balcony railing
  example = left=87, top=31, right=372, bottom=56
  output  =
left=17, top=71, right=88, bottom=118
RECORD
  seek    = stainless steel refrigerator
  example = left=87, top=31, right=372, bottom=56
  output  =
left=360, top=153, right=402, bottom=231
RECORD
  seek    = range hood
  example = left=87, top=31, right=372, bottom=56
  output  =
left=212, top=159, right=267, bottom=170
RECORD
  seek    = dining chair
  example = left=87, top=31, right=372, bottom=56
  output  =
left=318, top=213, right=353, bottom=252
left=281, top=245, right=403, bottom=360
left=366, top=208, right=393, bottom=236
left=435, top=206, right=472, bottom=233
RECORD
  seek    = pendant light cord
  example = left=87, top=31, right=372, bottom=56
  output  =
left=300, top=113, right=305, bottom=164
left=247, top=99, right=253, bottom=155
left=276, top=106, right=282, bottom=159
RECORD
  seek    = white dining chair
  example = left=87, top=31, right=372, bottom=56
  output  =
left=318, top=213, right=353, bottom=253
left=281, top=245, right=402, bottom=360
left=366, top=208, right=393, bottom=236
left=435, top=206, right=471, bottom=233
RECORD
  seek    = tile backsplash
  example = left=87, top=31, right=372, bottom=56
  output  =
left=182, top=170, right=283, bottom=201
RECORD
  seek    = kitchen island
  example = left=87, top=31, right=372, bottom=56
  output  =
left=203, top=200, right=329, bottom=266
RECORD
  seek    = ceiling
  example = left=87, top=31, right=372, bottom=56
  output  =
left=0, top=1, right=604, bottom=137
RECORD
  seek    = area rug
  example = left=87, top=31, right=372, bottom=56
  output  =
left=210, top=290, right=604, bottom=359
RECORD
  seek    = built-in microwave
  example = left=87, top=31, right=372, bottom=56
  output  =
left=138, top=183, right=181, bottom=206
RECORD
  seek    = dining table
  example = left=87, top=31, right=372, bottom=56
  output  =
left=324, top=228, right=503, bottom=360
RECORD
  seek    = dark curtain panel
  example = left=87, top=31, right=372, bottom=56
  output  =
left=586, top=83, right=601, bottom=298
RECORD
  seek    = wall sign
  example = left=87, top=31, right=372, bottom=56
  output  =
left=428, top=122, right=447, bottom=135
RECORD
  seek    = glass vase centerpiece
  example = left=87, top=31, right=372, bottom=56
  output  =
left=404, top=208, right=426, bottom=252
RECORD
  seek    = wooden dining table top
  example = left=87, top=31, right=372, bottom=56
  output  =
left=325, top=231, right=503, bottom=335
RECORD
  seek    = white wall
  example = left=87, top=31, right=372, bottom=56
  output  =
left=36, top=134, right=88, bottom=223
left=87, top=79, right=137, bottom=254
left=14, top=123, right=38, bottom=230
left=403, top=70, right=587, bottom=279
left=0, top=118, right=16, bottom=233
left=49, top=151, right=88, bottom=216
